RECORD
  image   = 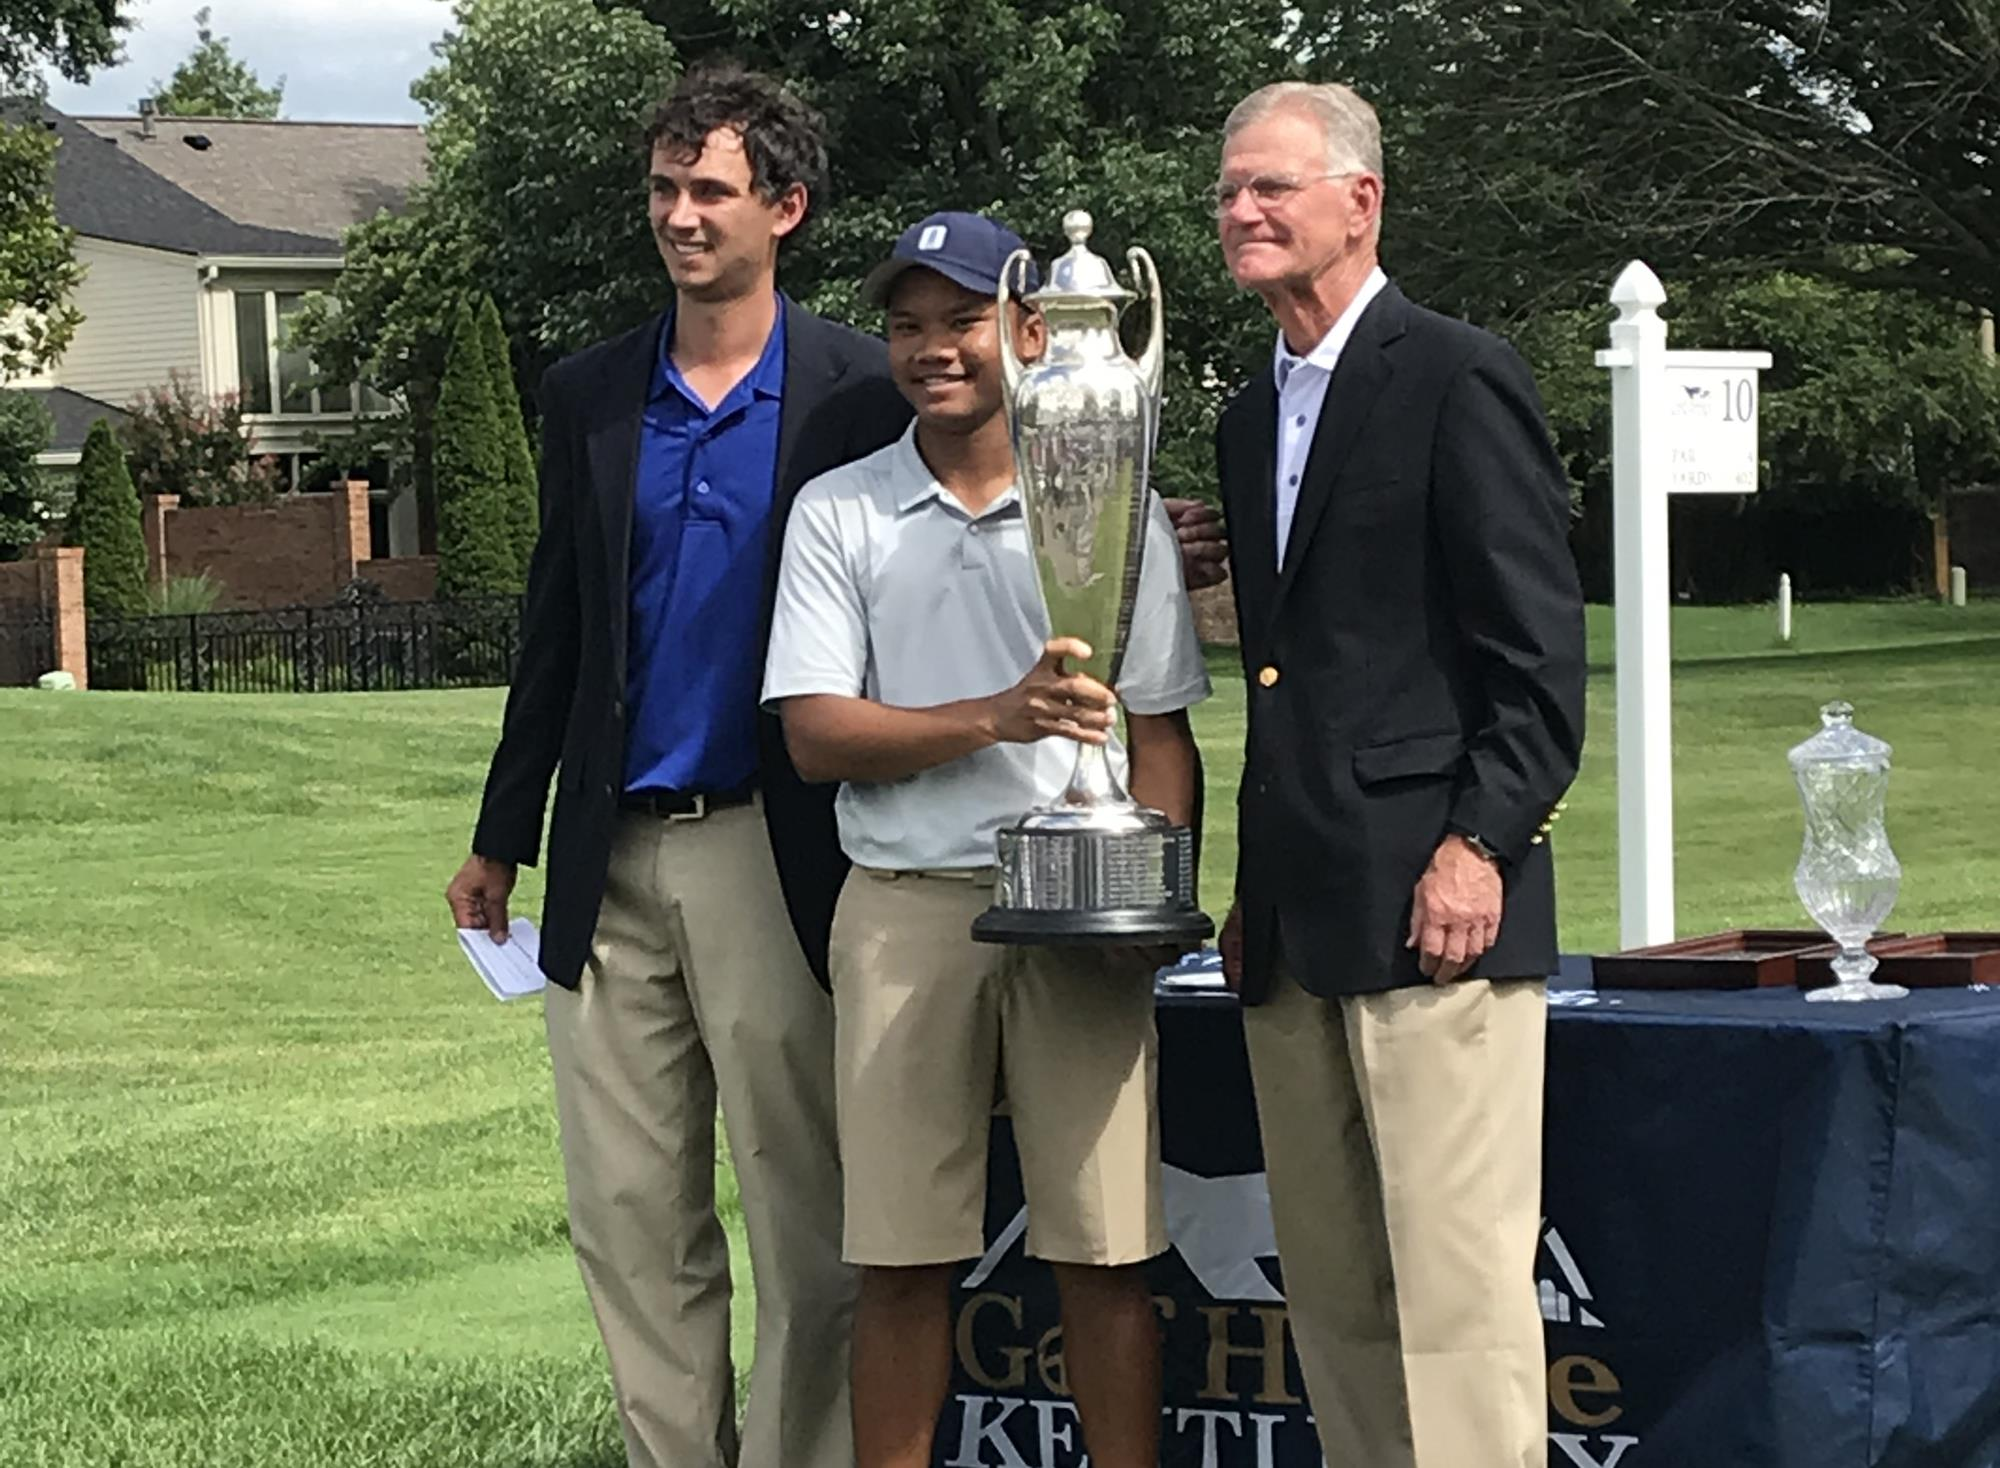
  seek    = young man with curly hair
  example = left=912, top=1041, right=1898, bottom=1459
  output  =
left=446, top=65, right=908, bottom=1468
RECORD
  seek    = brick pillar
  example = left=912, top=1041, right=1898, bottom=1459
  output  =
left=37, top=545, right=87, bottom=690
left=333, top=478, right=370, bottom=591
left=142, top=494, right=179, bottom=593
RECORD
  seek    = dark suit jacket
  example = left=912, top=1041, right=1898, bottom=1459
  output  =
left=471, top=300, right=911, bottom=990
left=1219, top=283, right=1586, bottom=1002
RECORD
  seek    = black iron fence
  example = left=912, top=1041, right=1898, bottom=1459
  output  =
left=87, top=598, right=523, bottom=693
left=0, top=603, right=54, bottom=687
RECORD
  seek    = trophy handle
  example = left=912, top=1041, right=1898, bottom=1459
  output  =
left=1128, top=246, right=1165, bottom=401
left=997, top=247, right=1033, bottom=402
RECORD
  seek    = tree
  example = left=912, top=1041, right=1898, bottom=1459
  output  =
left=1711, top=278, right=2000, bottom=504
left=303, top=0, right=2000, bottom=519
left=433, top=300, right=517, bottom=600
left=120, top=373, right=280, bottom=507
left=477, top=293, right=539, bottom=581
left=0, top=2, right=134, bottom=379
left=152, top=6, right=282, bottom=119
left=1341, top=0, right=2000, bottom=322
left=293, top=206, right=469, bottom=541
left=0, top=0, right=128, bottom=91
left=305, top=0, right=1365, bottom=498
left=0, top=389, right=53, bottom=559
left=66, top=418, right=148, bottom=616
left=295, top=0, right=675, bottom=520
left=1700, top=271, right=2000, bottom=594
left=0, top=116, right=84, bottom=377
left=1501, top=267, right=2000, bottom=598
left=632, top=0, right=1328, bottom=492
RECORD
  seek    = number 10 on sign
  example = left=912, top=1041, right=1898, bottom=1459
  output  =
left=1666, top=363, right=1761, bottom=495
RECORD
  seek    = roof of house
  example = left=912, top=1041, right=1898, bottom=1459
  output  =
left=44, top=110, right=337, bottom=257
left=36, top=106, right=426, bottom=258
left=24, top=387, right=130, bottom=456
left=74, top=115, right=427, bottom=245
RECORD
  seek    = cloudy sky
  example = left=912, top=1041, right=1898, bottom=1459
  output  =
left=43, top=0, right=451, bottom=123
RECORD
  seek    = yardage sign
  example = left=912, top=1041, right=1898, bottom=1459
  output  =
left=1597, top=261, right=1770, bottom=949
left=1664, top=363, right=1761, bottom=494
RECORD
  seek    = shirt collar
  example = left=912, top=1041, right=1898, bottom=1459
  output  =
left=651, top=293, right=788, bottom=408
left=1273, top=266, right=1389, bottom=391
left=891, top=423, right=1020, bottom=518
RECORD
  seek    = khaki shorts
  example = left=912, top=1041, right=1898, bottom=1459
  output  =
left=828, top=867, right=1166, bottom=1268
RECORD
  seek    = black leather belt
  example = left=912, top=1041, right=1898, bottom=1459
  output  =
left=619, top=785, right=756, bottom=821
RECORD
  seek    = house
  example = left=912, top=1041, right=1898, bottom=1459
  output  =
left=16, top=104, right=427, bottom=554
left=18, top=385, right=130, bottom=474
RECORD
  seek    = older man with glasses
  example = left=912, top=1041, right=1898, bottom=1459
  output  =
left=1210, top=81, right=1588, bottom=1468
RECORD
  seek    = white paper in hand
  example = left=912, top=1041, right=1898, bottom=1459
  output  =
left=457, top=918, right=546, bottom=1001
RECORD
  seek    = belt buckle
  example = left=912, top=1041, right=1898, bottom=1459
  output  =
left=667, top=793, right=706, bottom=823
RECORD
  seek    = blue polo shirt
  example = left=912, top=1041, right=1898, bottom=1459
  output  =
left=623, top=305, right=787, bottom=793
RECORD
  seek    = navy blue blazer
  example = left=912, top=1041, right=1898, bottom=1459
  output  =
left=1218, top=285, right=1587, bottom=1001
left=472, top=300, right=912, bottom=989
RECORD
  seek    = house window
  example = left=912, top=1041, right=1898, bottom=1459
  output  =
left=232, top=289, right=385, bottom=417
left=275, top=293, right=315, bottom=413
left=234, top=292, right=273, bottom=413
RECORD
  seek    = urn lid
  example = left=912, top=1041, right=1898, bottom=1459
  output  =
left=1024, top=210, right=1134, bottom=308
left=1788, top=700, right=1892, bottom=771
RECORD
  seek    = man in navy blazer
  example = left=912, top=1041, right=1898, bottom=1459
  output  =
left=446, top=66, right=905, bottom=1468
left=1214, top=81, right=1586, bottom=1468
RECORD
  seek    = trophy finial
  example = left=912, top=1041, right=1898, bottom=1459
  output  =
left=1035, top=208, right=1131, bottom=305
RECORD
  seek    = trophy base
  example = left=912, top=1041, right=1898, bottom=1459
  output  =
left=971, top=905, right=1215, bottom=947
left=1804, top=979, right=1910, bottom=1003
left=973, top=809, right=1209, bottom=948
left=1804, top=945, right=1909, bottom=1002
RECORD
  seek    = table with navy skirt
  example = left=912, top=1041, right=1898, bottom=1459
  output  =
left=932, top=968, right=2000, bottom=1468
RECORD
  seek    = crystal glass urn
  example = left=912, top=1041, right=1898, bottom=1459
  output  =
left=1789, top=701, right=1908, bottom=1003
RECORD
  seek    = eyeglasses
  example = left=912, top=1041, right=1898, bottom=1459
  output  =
left=1210, top=171, right=1357, bottom=217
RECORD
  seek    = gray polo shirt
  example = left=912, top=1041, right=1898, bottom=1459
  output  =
left=763, top=424, right=1211, bottom=871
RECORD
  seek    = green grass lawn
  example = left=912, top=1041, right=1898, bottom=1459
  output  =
left=2, top=598, right=1995, bottom=1466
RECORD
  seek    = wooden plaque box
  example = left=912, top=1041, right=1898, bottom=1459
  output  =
left=1591, top=930, right=1832, bottom=990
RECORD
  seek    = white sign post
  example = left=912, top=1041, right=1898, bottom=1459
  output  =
left=1595, top=262, right=1771, bottom=949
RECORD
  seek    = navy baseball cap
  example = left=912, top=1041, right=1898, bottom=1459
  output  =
left=861, top=210, right=1040, bottom=307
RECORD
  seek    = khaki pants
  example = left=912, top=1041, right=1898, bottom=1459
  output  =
left=1243, top=969, right=1548, bottom=1468
left=827, top=868, right=1164, bottom=1268
left=545, top=805, right=851, bottom=1468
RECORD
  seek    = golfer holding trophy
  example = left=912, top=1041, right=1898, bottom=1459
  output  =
left=764, top=207, right=1208, bottom=1468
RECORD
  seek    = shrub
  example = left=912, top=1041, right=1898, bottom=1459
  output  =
left=0, top=389, right=53, bottom=560
left=433, top=301, right=518, bottom=599
left=68, top=421, right=149, bottom=616
left=477, top=294, right=539, bottom=583
left=149, top=572, right=224, bottom=615
left=122, top=373, right=282, bottom=507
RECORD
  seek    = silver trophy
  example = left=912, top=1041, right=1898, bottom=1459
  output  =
left=971, top=210, right=1212, bottom=946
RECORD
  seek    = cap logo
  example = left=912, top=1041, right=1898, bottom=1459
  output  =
left=918, top=224, right=948, bottom=251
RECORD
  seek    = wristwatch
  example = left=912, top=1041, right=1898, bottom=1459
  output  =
left=1459, top=831, right=1502, bottom=865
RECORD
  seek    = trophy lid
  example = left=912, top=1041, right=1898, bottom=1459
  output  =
left=1788, top=700, right=1892, bottom=771
left=1024, top=210, right=1134, bottom=307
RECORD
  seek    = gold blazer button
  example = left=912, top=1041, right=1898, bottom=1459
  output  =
left=1257, top=665, right=1280, bottom=688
